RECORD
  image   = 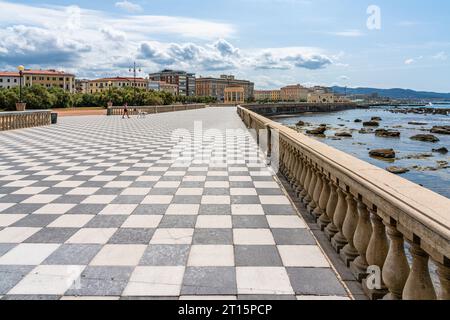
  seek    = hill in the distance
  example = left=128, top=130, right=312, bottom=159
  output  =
left=331, top=86, right=450, bottom=100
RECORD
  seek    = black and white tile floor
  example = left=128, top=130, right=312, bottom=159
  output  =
left=0, top=107, right=350, bottom=300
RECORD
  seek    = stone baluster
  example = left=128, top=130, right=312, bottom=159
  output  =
left=341, top=192, right=360, bottom=266
left=303, top=164, right=317, bottom=205
left=298, top=158, right=310, bottom=199
left=294, top=153, right=305, bottom=195
left=285, top=145, right=294, bottom=183
left=300, top=161, right=312, bottom=202
left=331, top=186, right=348, bottom=253
left=307, top=168, right=322, bottom=215
left=324, top=179, right=339, bottom=237
left=382, top=219, right=410, bottom=300
left=363, top=209, right=388, bottom=299
left=350, top=197, right=372, bottom=281
left=435, top=261, right=450, bottom=300
left=290, top=149, right=300, bottom=189
left=402, top=241, right=437, bottom=300
left=314, top=172, right=330, bottom=222
left=280, top=141, right=287, bottom=175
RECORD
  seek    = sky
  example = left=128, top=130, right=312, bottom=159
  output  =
left=0, top=0, right=449, bottom=92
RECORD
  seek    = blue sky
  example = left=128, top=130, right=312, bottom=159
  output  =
left=1, top=0, right=449, bottom=92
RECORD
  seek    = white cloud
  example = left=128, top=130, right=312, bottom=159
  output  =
left=115, top=1, right=142, bottom=13
left=0, top=0, right=335, bottom=78
left=432, top=51, right=448, bottom=61
left=329, top=30, right=364, bottom=37
left=404, top=56, right=423, bottom=65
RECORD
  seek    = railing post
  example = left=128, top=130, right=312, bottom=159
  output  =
left=382, top=219, right=410, bottom=300
left=307, top=168, right=323, bottom=218
left=363, top=209, right=388, bottom=299
left=341, top=192, right=360, bottom=266
left=295, top=154, right=307, bottom=196
left=303, top=164, right=317, bottom=205
left=350, top=196, right=372, bottom=281
left=321, top=177, right=337, bottom=232
left=435, top=260, right=450, bottom=300
left=299, top=160, right=311, bottom=201
left=314, top=172, right=330, bottom=222
left=331, top=186, right=348, bottom=253
left=403, top=240, right=437, bottom=300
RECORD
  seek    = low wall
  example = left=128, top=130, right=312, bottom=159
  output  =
left=237, top=106, right=449, bottom=300
left=107, top=104, right=206, bottom=116
left=0, top=110, right=52, bottom=131
left=242, top=102, right=357, bottom=116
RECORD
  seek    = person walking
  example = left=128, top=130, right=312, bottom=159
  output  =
left=123, top=102, right=130, bottom=119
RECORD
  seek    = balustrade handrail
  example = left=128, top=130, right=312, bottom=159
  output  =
left=0, top=110, right=52, bottom=116
left=107, top=104, right=206, bottom=109
left=0, top=110, right=52, bottom=132
left=238, top=105, right=449, bottom=300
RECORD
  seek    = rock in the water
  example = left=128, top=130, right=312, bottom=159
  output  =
left=363, top=121, right=380, bottom=127
left=335, top=131, right=353, bottom=137
left=410, top=134, right=440, bottom=143
left=354, top=119, right=362, bottom=123
left=432, top=147, right=449, bottom=154
left=359, top=128, right=374, bottom=134
left=408, top=121, right=428, bottom=125
left=375, top=129, right=401, bottom=138
left=386, top=166, right=409, bottom=174
left=431, top=126, right=450, bottom=135
left=369, top=149, right=396, bottom=159
left=296, top=120, right=306, bottom=126
left=306, top=126, right=327, bottom=135
left=371, top=116, right=382, bottom=121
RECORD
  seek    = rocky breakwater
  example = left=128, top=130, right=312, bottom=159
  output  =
left=389, top=107, right=450, bottom=116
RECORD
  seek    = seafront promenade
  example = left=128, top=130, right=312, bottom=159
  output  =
left=0, top=107, right=350, bottom=300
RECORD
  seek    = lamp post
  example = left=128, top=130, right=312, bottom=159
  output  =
left=16, top=65, right=26, bottom=111
left=129, top=62, right=141, bottom=105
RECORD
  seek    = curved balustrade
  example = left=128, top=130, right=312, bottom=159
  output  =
left=0, top=110, right=52, bottom=131
left=107, top=104, right=206, bottom=116
left=237, top=106, right=450, bottom=300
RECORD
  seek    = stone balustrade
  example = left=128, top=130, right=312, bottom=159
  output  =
left=237, top=106, right=450, bottom=300
left=0, top=110, right=52, bottom=132
left=107, top=104, right=206, bottom=116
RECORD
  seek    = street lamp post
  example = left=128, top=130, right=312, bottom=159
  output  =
left=16, top=65, right=26, bottom=111
left=129, top=62, right=141, bottom=105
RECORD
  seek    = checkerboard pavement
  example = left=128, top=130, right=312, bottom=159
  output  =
left=0, top=107, right=350, bottom=300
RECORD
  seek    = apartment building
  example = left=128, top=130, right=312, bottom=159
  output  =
left=148, top=81, right=179, bottom=95
left=0, top=69, right=75, bottom=92
left=87, top=77, right=148, bottom=93
left=0, top=72, right=20, bottom=89
left=196, top=75, right=254, bottom=102
left=254, top=90, right=281, bottom=102
left=280, top=84, right=310, bottom=102
left=149, top=69, right=196, bottom=96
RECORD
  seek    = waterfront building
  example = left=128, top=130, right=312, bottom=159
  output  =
left=196, top=75, right=254, bottom=102
left=0, top=72, right=20, bottom=89
left=149, top=69, right=195, bottom=96
left=75, top=79, right=90, bottom=93
left=307, top=92, right=336, bottom=103
left=148, top=80, right=179, bottom=95
left=254, top=90, right=281, bottom=102
left=87, top=77, right=148, bottom=93
left=0, top=69, right=75, bottom=92
left=224, top=86, right=245, bottom=105
left=280, top=84, right=310, bottom=102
